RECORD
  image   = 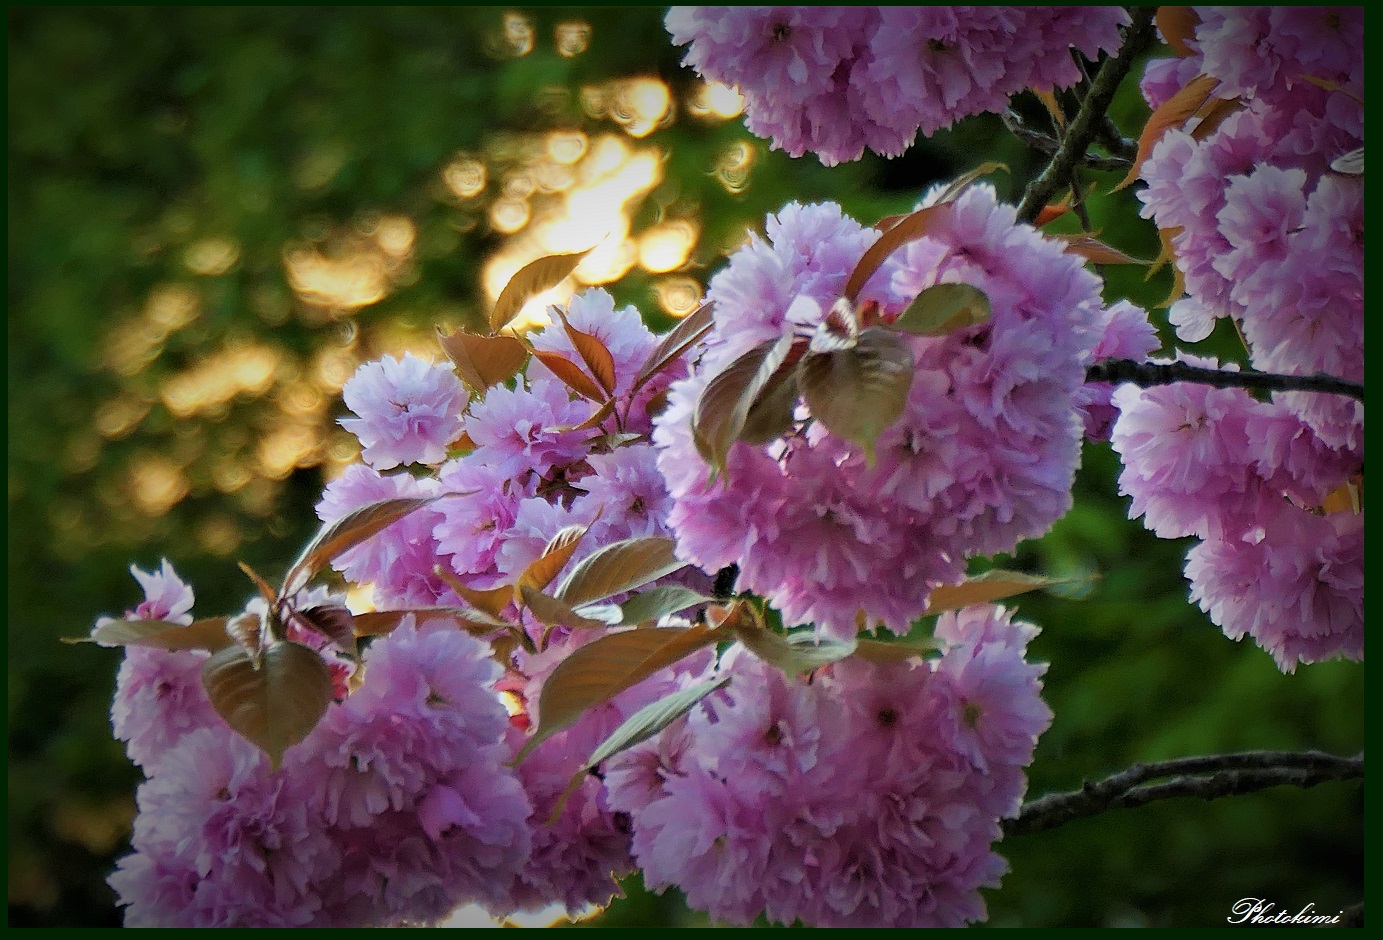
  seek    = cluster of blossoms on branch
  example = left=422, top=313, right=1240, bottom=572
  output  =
left=1114, top=5, right=1364, bottom=670
left=85, top=4, right=1363, bottom=930
left=666, top=6, right=1130, bottom=164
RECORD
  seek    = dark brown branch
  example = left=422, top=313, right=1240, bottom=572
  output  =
left=1005, top=750, right=1363, bottom=837
left=1017, top=6, right=1158, bottom=223
left=1086, top=358, right=1365, bottom=403
left=1001, top=110, right=1132, bottom=172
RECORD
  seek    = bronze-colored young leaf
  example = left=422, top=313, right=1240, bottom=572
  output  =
left=432, top=564, right=517, bottom=622
left=631, top=300, right=715, bottom=395
left=890, top=283, right=992, bottom=337
left=226, top=610, right=264, bottom=657
left=551, top=398, right=615, bottom=434
left=351, top=608, right=503, bottom=638
left=200, top=640, right=334, bottom=770
left=531, top=350, right=607, bottom=403
left=1033, top=88, right=1065, bottom=129
left=921, top=569, right=1066, bottom=616
left=283, top=496, right=439, bottom=598
left=436, top=328, right=528, bottom=392
left=737, top=358, right=800, bottom=445
left=294, top=605, right=358, bottom=656
left=799, top=327, right=915, bottom=464
left=554, top=536, right=686, bottom=609
left=730, top=621, right=858, bottom=676
left=1150, top=226, right=1187, bottom=309
left=512, top=623, right=725, bottom=764
left=518, top=583, right=607, bottom=630
left=692, top=332, right=796, bottom=478
left=238, top=561, right=279, bottom=606
left=518, top=523, right=590, bottom=595
left=490, top=249, right=593, bottom=333
left=71, top=616, right=234, bottom=653
left=1115, top=73, right=1220, bottom=191
left=852, top=636, right=941, bottom=664
left=1049, top=235, right=1150, bottom=266
left=586, top=431, right=645, bottom=453
left=555, top=308, right=618, bottom=396
left=1155, top=6, right=1200, bottom=56
left=1188, top=95, right=1242, bottom=142
left=614, top=585, right=713, bottom=626
left=932, top=160, right=1009, bottom=207
left=846, top=204, right=949, bottom=303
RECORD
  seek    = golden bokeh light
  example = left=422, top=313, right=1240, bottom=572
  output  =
left=257, top=422, right=322, bottom=480
left=443, top=156, right=488, bottom=199
left=546, top=130, right=588, bottom=165
left=183, top=236, right=240, bottom=276
left=159, top=340, right=281, bottom=419
left=638, top=220, right=699, bottom=273
left=687, top=81, right=746, bottom=120
left=554, top=20, right=591, bottom=57
left=94, top=396, right=151, bottom=439
left=128, top=454, right=189, bottom=517
left=715, top=140, right=756, bottom=193
left=501, top=11, right=534, bottom=57
left=653, top=276, right=706, bottom=317
left=489, top=197, right=532, bottom=234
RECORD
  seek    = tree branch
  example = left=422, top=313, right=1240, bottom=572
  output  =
left=1001, top=110, right=1133, bottom=172
left=1016, top=6, right=1158, bottom=223
left=1005, top=750, right=1363, bottom=837
left=1086, top=358, right=1366, bottom=403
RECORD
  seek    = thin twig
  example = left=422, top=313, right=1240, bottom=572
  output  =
left=1006, top=750, right=1364, bottom=837
left=1086, top=359, right=1365, bottom=403
left=1017, top=6, right=1158, bottom=223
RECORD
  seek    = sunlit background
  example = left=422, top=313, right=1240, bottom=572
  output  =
left=9, top=7, right=1361, bottom=928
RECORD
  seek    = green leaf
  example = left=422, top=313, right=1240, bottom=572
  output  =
left=490, top=249, right=592, bottom=333
left=200, top=640, right=334, bottom=770
left=730, top=621, right=858, bottom=676
left=518, top=583, right=607, bottom=630
left=798, top=327, right=915, bottom=464
left=737, top=357, right=800, bottom=445
left=692, top=333, right=796, bottom=479
left=612, top=585, right=713, bottom=626
left=631, top=300, right=714, bottom=396
left=547, top=674, right=731, bottom=825
left=553, top=536, right=686, bottom=609
left=890, top=283, right=992, bottom=337
left=512, top=624, right=725, bottom=764
left=283, top=496, right=439, bottom=598
left=68, top=616, right=233, bottom=652
left=436, top=327, right=528, bottom=392
left=583, top=674, right=729, bottom=770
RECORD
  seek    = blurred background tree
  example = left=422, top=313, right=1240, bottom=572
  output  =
left=8, top=6, right=1361, bottom=928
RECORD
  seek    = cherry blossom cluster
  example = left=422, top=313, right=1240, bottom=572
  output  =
left=605, top=604, right=1052, bottom=927
left=1115, top=6, right=1364, bottom=670
left=653, top=192, right=1152, bottom=639
left=106, top=566, right=534, bottom=927
left=319, top=289, right=683, bottom=610
left=665, top=6, right=1130, bottom=165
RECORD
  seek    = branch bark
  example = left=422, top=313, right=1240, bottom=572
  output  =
left=1086, top=358, right=1365, bottom=403
left=1016, top=6, right=1158, bottom=223
left=1005, top=750, right=1364, bottom=838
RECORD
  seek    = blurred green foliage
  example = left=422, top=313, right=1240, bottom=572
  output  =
left=8, top=6, right=1361, bottom=928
